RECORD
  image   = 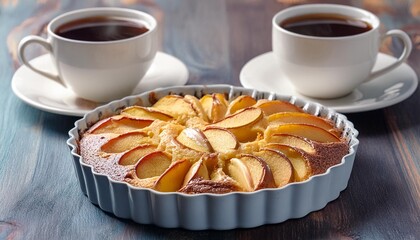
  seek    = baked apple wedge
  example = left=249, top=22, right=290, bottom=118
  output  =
left=203, top=127, right=239, bottom=153
left=182, top=159, right=210, bottom=186
left=227, top=155, right=275, bottom=191
left=268, top=124, right=341, bottom=143
left=227, top=95, right=257, bottom=115
left=255, top=149, right=293, bottom=188
left=154, top=159, right=192, bottom=192
left=266, top=134, right=316, bottom=154
left=176, top=128, right=213, bottom=152
left=210, top=107, right=264, bottom=142
left=254, top=99, right=303, bottom=116
left=268, top=112, right=341, bottom=137
left=118, top=144, right=158, bottom=166
left=199, top=93, right=228, bottom=123
left=239, top=154, right=276, bottom=190
left=227, top=158, right=254, bottom=191
left=135, top=151, right=172, bottom=179
left=89, top=116, right=153, bottom=134
left=153, top=95, right=198, bottom=120
left=100, top=131, right=149, bottom=153
left=184, top=95, right=209, bottom=122
left=121, top=106, right=173, bottom=121
left=202, top=153, right=219, bottom=173
left=265, top=143, right=311, bottom=181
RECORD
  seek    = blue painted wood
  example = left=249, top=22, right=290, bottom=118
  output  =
left=0, top=0, right=419, bottom=239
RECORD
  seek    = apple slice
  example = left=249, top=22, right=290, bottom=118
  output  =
left=210, top=107, right=264, bottom=142
left=199, top=93, right=228, bottom=123
left=265, top=143, right=311, bottom=181
left=176, top=128, right=213, bottom=152
left=203, top=127, right=239, bottom=153
left=254, top=99, right=303, bottom=116
left=182, top=159, right=210, bottom=186
left=121, top=106, right=173, bottom=121
left=100, top=131, right=149, bottom=153
left=227, top=95, right=257, bottom=115
left=211, top=107, right=262, bottom=128
left=89, top=116, right=153, bottom=134
left=267, top=134, right=316, bottom=154
left=184, top=95, right=209, bottom=122
left=202, top=153, right=219, bottom=173
left=152, top=95, right=198, bottom=119
left=198, top=94, right=214, bottom=120
left=255, top=149, right=293, bottom=188
left=268, top=112, right=341, bottom=137
left=135, top=151, right=172, bottom=179
left=268, top=124, right=341, bottom=143
left=227, top=158, right=254, bottom=191
left=153, top=159, right=192, bottom=192
left=239, top=154, right=276, bottom=190
left=118, top=144, right=158, bottom=166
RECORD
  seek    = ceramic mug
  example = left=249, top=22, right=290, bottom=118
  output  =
left=18, top=7, right=158, bottom=102
left=272, top=4, right=412, bottom=99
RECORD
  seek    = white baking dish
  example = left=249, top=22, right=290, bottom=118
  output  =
left=67, top=84, right=359, bottom=230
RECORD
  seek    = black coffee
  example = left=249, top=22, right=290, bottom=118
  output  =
left=55, top=16, right=149, bottom=41
left=280, top=13, right=372, bottom=37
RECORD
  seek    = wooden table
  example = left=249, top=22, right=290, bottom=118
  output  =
left=1, top=0, right=419, bottom=239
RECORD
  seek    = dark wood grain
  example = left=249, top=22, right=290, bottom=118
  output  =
left=1, top=0, right=419, bottom=239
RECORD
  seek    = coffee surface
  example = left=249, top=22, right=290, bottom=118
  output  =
left=280, top=13, right=372, bottom=37
left=55, top=16, right=149, bottom=41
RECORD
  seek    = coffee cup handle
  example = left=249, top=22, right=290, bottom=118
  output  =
left=18, top=36, right=64, bottom=86
left=366, top=29, right=412, bottom=82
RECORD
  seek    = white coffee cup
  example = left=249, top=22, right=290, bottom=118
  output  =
left=18, top=7, right=158, bottom=102
left=272, top=4, right=412, bottom=99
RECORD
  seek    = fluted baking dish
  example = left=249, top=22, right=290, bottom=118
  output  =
left=67, top=85, right=359, bottom=230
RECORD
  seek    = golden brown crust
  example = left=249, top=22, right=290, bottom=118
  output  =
left=304, top=141, right=349, bottom=175
left=179, top=178, right=241, bottom=194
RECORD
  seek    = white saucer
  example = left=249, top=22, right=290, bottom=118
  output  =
left=12, top=52, right=189, bottom=117
left=240, top=52, right=418, bottom=113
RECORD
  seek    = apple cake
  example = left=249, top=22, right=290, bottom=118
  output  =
left=79, top=93, right=349, bottom=194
